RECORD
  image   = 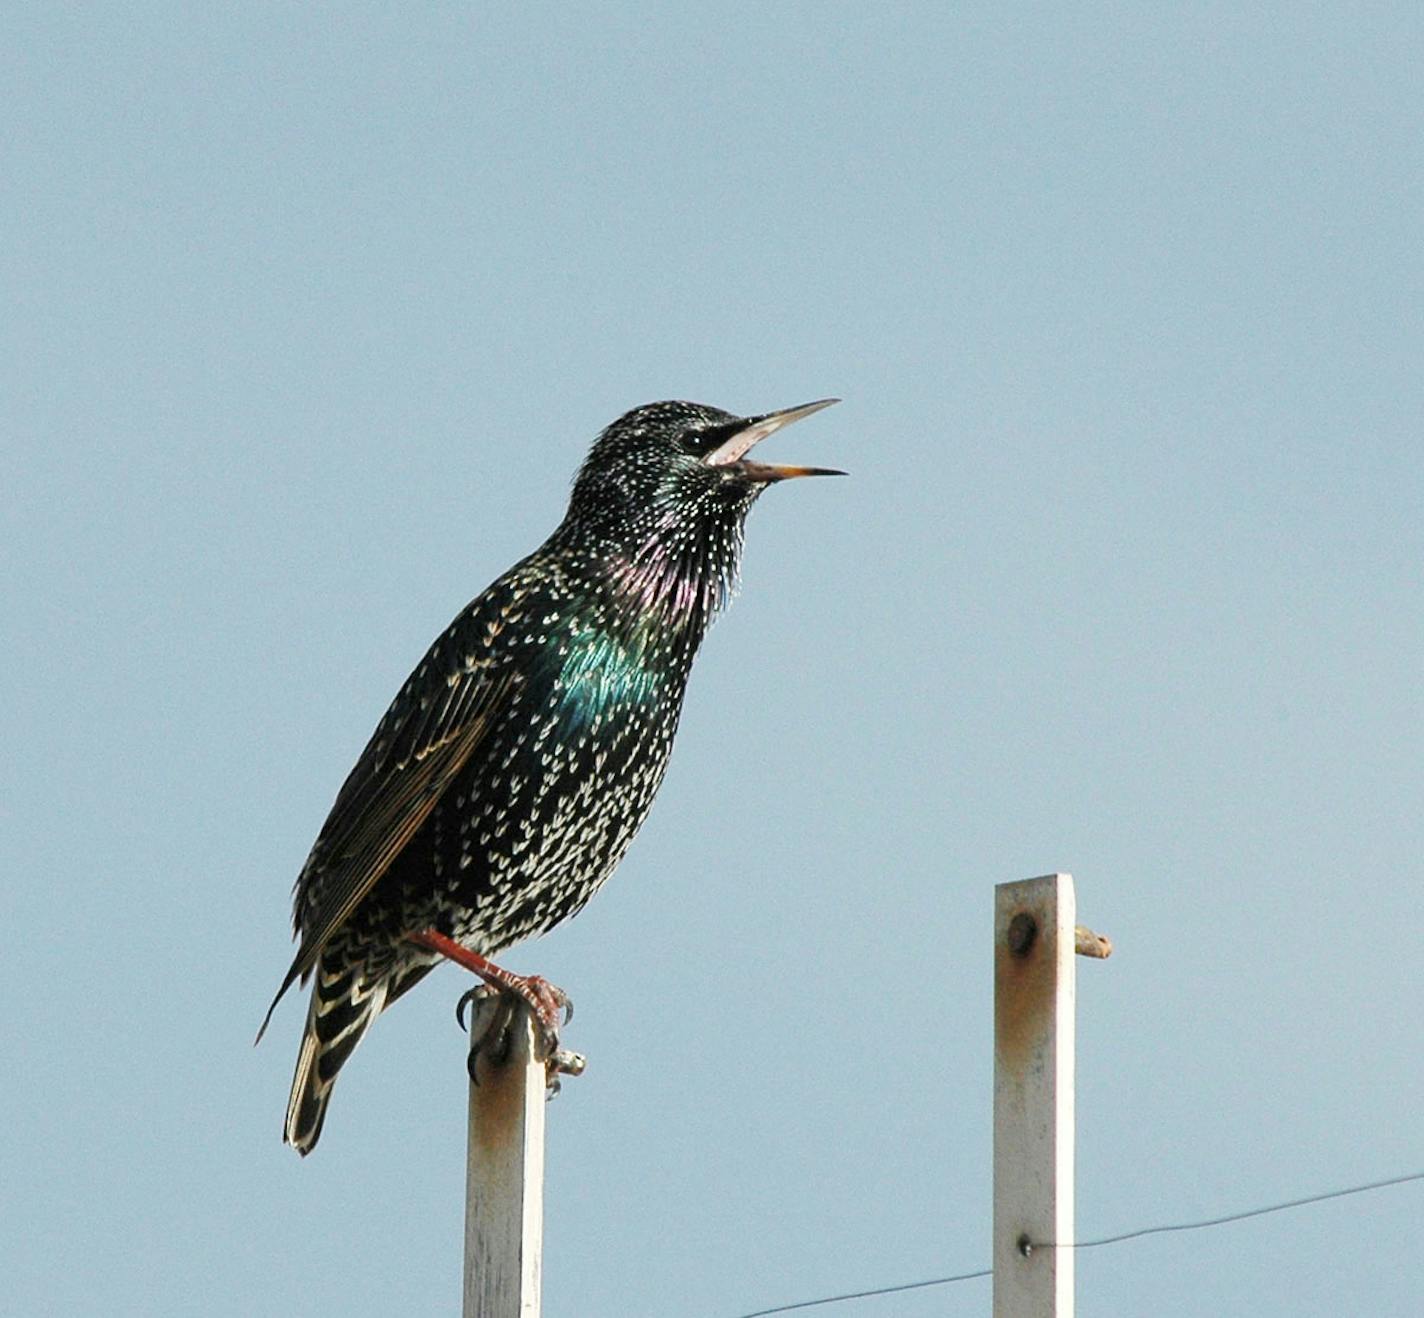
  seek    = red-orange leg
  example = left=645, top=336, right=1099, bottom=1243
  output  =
left=405, top=929, right=572, bottom=1048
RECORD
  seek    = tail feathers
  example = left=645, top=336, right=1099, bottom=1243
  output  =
left=284, top=964, right=388, bottom=1156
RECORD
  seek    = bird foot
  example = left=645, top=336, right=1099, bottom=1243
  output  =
left=410, top=926, right=579, bottom=1091
left=458, top=984, right=585, bottom=1092
left=450, top=963, right=571, bottom=1050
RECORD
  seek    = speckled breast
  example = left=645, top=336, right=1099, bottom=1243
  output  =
left=429, top=631, right=692, bottom=954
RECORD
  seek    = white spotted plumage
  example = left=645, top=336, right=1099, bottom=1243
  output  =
left=265, top=399, right=838, bottom=1153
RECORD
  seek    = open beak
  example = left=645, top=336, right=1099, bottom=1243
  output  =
left=701, top=398, right=845, bottom=482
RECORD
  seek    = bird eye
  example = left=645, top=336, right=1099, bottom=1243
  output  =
left=682, top=420, right=739, bottom=459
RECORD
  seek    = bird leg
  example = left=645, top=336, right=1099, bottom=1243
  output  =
left=405, top=929, right=583, bottom=1090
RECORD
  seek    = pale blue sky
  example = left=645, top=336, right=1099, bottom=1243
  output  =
left=4, top=5, right=1422, bottom=1316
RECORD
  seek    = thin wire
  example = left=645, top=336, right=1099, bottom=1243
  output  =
left=731, top=1266, right=991, bottom=1318
left=729, top=1168, right=1424, bottom=1318
left=1046, top=1168, right=1424, bottom=1253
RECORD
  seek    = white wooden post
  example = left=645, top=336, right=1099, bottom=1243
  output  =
left=464, top=999, right=546, bottom=1318
left=993, top=874, right=1078, bottom=1318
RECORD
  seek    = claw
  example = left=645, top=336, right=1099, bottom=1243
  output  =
left=456, top=985, right=487, bottom=1032
left=532, top=1018, right=560, bottom=1062
left=457, top=983, right=501, bottom=1033
left=465, top=990, right=516, bottom=1084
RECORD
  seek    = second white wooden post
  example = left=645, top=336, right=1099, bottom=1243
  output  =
left=993, top=873, right=1076, bottom=1318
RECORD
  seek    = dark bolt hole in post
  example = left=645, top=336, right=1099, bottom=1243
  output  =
left=1007, top=912, right=1038, bottom=958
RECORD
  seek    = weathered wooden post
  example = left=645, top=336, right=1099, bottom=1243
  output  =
left=462, top=997, right=584, bottom=1318
left=463, top=999, right=547, bottom=1318
left=994, top=873, right=1111, bottom=1318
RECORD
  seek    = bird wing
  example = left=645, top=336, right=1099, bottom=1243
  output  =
left=257, top=643, right=518, bottom=1040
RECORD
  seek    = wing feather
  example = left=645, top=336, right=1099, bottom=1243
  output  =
left=256, top=643, right=518, bottom=1041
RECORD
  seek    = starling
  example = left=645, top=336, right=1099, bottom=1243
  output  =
left=259, top=399, right=841, bottom=1154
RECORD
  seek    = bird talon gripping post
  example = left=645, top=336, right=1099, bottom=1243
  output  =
left=455, top=984, right=499, bottom=1033
left=464, top=989, right=519, bottom=1085
left=261, top=399, right=841, bottom=1154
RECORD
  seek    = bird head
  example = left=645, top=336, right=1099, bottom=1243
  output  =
left=555, top=398, right=842, bottom=628
left=565, top=398, right=842, bottom=545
